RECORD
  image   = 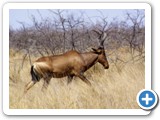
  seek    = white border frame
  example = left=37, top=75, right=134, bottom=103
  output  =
left=3, top=2, right=151, bottom=115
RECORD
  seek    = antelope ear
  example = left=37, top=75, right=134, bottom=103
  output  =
left=92, top=48, right=97, bottom=52
left=92, top=48, right=101, bottom=54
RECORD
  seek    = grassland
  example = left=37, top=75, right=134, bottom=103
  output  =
left=9, top=48, right=144, bottom=109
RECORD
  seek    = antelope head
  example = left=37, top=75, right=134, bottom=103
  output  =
left=92, top=30, right=109, bottom=69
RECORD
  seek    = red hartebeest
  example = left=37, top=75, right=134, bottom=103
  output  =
left=25, top=30, right=109, bottom=92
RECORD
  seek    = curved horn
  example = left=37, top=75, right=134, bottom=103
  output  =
left=92, top=29, right=107, bottom=48
left=99, top=32, right=107, bottom=48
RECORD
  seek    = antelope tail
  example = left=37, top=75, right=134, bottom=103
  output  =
left=24, top=64, right=42, bottom=93
left=30, top=65, right=41, bottom=82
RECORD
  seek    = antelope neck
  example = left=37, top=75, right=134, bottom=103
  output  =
left=80, top=52, right=99, bottom=71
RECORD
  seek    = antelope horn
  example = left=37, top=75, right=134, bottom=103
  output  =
left=99, top=32, right=107, bottom=48
left=92, top=29, right=107, bottom=48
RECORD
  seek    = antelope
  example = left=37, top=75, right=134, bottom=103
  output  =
left=25, top=30, right=109, bottom=93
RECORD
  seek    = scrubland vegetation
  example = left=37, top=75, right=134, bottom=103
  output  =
left=9, top=9, right=145, bottom=109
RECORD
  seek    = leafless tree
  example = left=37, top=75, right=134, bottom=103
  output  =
left=9, top=9, right=145, bottom=71
left=125, top=10, right=145, bottom=56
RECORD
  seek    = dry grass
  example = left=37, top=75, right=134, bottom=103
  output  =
left=9, top=48, right=145, bottom=109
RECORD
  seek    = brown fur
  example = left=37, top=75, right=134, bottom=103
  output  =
left=24, top=48, right=109, bottom=93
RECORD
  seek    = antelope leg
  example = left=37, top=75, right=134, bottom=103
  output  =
left=67, top=75, right=73, bottom=84
left=24, top=81, right=36, bottom=93
left=41, top=77, right=52, bottom=92
left=78, top=74, right=91, bottom=86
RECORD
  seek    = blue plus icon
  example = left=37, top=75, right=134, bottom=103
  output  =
left=142, top=93, right=153, bottom=105
left=137, top=89, right=158, bottom=110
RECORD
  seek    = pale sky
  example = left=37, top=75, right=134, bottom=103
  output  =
left=9, top=9, right=144, bottom=29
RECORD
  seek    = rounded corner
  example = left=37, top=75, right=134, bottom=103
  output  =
left=145, top=110, right=152, bottom=116
left=143, top=3, right=152, bottom=10
left=2, top=107, right=10, bottom=116
left=2, top=2, right=10, bottom=10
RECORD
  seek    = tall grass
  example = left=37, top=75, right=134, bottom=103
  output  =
left=9, top=48, right=144, bottom=109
